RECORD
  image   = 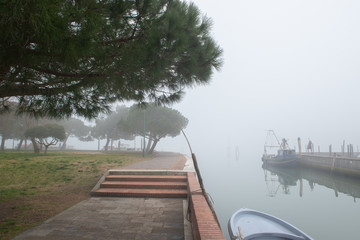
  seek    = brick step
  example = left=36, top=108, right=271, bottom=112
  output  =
left=108, top=170, right=187, bottom=176
left=105, top=175, right=187, bottom=182
left=92, top=188, right=188, bottom=198
left=100, top=181, right=187, bottom=189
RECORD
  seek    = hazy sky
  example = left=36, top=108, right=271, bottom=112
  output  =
left=156, top=0, right=360, bottom=156
left=62, top=1, right=360, bottom=155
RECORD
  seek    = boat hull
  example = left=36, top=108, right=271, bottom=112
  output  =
left=262, top=156, right=298, bottom=167
left=228, top=208, right=313, bottom=240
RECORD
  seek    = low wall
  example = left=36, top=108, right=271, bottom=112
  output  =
left=298, top=154, right=360, bottom=178
left=187, top=172, right=225, bottom=240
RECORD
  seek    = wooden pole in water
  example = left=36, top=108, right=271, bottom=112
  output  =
left=297, top=137, right=302, bottom=155
left=331, top=153, right=337, bottom=173
left=181, top=129, right=221, bottom=228
left=191, top=153, right=205, bottom=194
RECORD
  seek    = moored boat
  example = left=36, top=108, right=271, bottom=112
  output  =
left=262, top=130, right=297, bottom=167
left=228, top=208, right=314, bottom=240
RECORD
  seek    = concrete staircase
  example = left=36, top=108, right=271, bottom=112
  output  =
left=91, top=170, right=188, bottom=198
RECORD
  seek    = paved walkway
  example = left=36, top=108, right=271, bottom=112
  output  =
left=122, top=152, right=187, bottom=170
left=12, top=153, right=191, bottom=240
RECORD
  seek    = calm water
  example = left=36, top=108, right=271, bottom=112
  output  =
left=195, top=150, right=360, bottom=240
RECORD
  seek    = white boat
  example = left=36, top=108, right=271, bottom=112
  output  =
left=228, top=208, right=314, bottom=240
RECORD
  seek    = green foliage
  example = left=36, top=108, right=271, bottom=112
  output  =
left=58, top=118, right=90, bottom=138
left=0, top=107, right=17, bottom=141
left=125, top=103, right=188, bottom=153
left=57, top=118, right=91, bottom=149
left=25, top=123, right=65, bottom=142
left=25, top=123, right=65, bottom=154
left=0, top=0, right=222, bottom=119
left=92, top=105, right=134, bottom=150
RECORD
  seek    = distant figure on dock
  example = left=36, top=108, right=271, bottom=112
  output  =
left=307, top=140, right=313, bottom=153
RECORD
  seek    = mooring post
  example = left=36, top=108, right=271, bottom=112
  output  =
left=297, top=137, right=302, bottom=156
left=329, top=144, right=332, bottom=156
left=331, top=153, right=337, bottom=173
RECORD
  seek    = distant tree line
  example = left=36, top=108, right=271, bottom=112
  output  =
left=0, top=103, right=187, bottom=155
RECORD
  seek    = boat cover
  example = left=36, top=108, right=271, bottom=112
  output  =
left=228, top=208, right=314, bottom=240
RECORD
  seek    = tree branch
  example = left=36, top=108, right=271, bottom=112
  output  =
left=30, top=66, right=107, bottom=78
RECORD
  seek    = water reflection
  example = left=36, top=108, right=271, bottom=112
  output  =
left=262, top=164, right=360, bottom=202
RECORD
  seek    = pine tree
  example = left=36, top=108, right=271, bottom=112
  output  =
left=125, top=103, right=188, bottom=154
left=0, top=0, right=223, bottom=118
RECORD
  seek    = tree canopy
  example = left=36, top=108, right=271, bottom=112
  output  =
left=92, top=105, right=134, bottom=151
left=57, top=118, right=91, bottom=150
left=0, top=107, right=17, bottom=150
left=0, top=0, right=223, bottom=118
left=125, top=103, right=188, bottom=154
left=25, top=123, right=66, bottom=154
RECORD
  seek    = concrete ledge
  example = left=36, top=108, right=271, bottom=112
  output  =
left=183, top=155, right=195, bottom=171
left=90, top=170, right=110, bottom=194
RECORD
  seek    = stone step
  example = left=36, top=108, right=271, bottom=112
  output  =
left=105, top=175, right=187, bottom=182
left=100, top=181, right=188, bottom=189
left=92, top=188, right=188, bottom=198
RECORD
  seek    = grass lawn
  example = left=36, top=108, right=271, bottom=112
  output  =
left=0, top=150, right=147, bottom=240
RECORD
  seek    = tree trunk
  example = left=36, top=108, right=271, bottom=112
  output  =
left=1, top=137, right=5, bottom=151
left=146, top=137, right=152, bottom=153
left=104, top=137, right=110, bottom=151
left=148, top=139, right=159, bottom=154
left=30, top=137, right=40, bottom=153
left=39, top=139, right=43, bottom=150
left=111, top=139, right=113, bottom=151
left=44, top=145, right=49, bottom=155
left=17, top=138, right=24, bottom=151
left=61, top=135, right=69, bottom=150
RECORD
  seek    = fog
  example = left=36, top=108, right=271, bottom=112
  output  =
left=4, top=3, right=359, bottom=238
left=156, top=0, right=360, bottom=157
left=10, top=1, right=359, bottom=157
